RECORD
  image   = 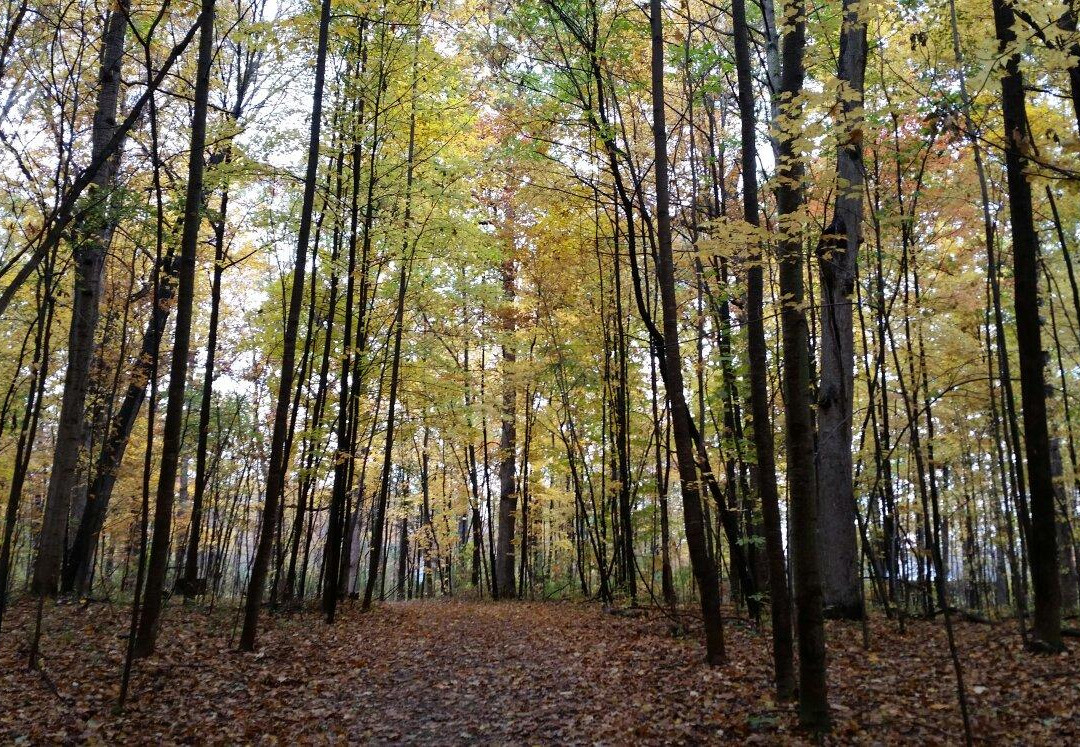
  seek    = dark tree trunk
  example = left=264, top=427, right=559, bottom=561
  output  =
left=181, top=85, right=248, bottom=595
left=0, top=270, right=55, bottom=631
left=240, top=0, right=330, bottom=651
left=63, top=246, right=178, bottom=595
left=651, top=344, right=675, bottom=607
left=495, top=250, right=518, bottom=600
left=362, top=26, right=419, bottom=611
left=133, top=0, right=216, bottom=657
left=612, top=243, right=634, bottom=602
left=992, top=0, right=1063, bottom=652
left=396, top=516, right=409, bottom=600
left=776, top=0, right=830, bottom=729
left=649, top=0, right=724, bottom=665
left=322, top=40, right=370, bottom=621
left=732, top=0, right=795, bottom=699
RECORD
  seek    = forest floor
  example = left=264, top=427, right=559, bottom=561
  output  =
left=0, top=597, right=1077, bottom=744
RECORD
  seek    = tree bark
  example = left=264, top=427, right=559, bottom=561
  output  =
left=133, top=0, right=216, bottom=657
left=815, top=0, right=866, bottom=620
left=181, top=57, right=255, bottom=594
left=776, top=0, right=830, bottom=728
left=63, top=247, right=178, bottom=595
left=649, top=0, right=724, bottom=665
left=361, top=20, right=419, bottom=611
left=33, top=1, right=128, bottom=595
left=495, top=247, right=518, bottom=600
left=992, top=0, right=1063, bottom=652
left=239, top=0, right=330, bottom=651
left=0, top=270, right=55, bottom=631
left=732, top=0, right=795, bottom=699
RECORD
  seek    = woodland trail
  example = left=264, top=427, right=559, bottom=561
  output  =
left=1, top=599, right=1077, bottom=744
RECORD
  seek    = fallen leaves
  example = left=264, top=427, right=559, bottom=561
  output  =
left=0, top=598, right=1076, bottom=744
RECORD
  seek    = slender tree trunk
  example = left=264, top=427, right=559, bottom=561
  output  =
left=649, top=0, right=724, bottom=665
left=732, top=0, right=794, bottom=699
left=322, top=42, right=370, bottom=621
left=117, top=72, right=166, bottom=703
left=776, top=0, right=830, bottom=729
left=0, top=270, right=55, bottom=632
left=239, top=0, right=330, bottom=651
left=361, top=22, right=419, bottom=611
left=1050, top=439, right=1079, bottom=610
left=992, top=0, right=1063, bottom=652
left=651, top=342, right=674, bottom=607
left=63, top=245, right=178, bottom=594
left=612, top=230, right=634, bottom=602
left=182, top=110, right=245, bottom=596
left=464, top=333, right=484, bottom=590
left=495, top=245, right=518, bottom=600
left=396, top=516, right=409, bottom=600
left=132, top=0, right=216, bottom=656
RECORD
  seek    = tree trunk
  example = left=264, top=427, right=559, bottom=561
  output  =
left=495, top=249, right=518, bottom=600
left=33, top=1, right=128, bottom=595
left=649, top=0, right=724, bottom=665
left=361, top=22, right=419, bottom=611
left=63, top=246, right=178, bottom=594
left=732, top=0, right=795, bottom=699
left=1050, top=439, right=1079, bottom=610
left=992, top=0, right=1063, bottom=652
left=396, top=516, right=409, bottom=600
left=0, top=270, right=55, bottom=631
left=239, top=0, right=330, bottom=651
left=776, top=0, right=830, bottom=729
left=132, top=0, right=216, bottom=657
left=815, top=0, right=866, bottom=620
left=181, top=71, right=252, bottom=594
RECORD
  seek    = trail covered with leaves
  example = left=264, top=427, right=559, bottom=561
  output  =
left=1, top=600, right=1075, bottom=743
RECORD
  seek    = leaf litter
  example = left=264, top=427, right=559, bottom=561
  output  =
left=0, top=599, right=1076, bottom=743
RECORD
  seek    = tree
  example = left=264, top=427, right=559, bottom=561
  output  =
left=181, top=32, right=260, bottom=597
left=815, top=0, right=867, bottom=621
left=494, top=209, right=518, bottom=600
left=240, top=0, right=332, bottom=651
left=775, top=0, right=829, bottom=729
left=732, top=0, right=794, bottom=698
left=648, top=0, right=725, bottom=665
left=133, top=0, right=218, bottom=657
left=33, top=0, right=128, bottom=595
left=361, top=6, right=421, bottom=613
left=992, top=0, right=1063, bottom=652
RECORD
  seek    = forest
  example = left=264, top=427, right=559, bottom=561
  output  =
left=0, top=0, right=1078, bottom=741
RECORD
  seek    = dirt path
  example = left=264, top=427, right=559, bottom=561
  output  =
left=1, top=599, right=1076, bottom=743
